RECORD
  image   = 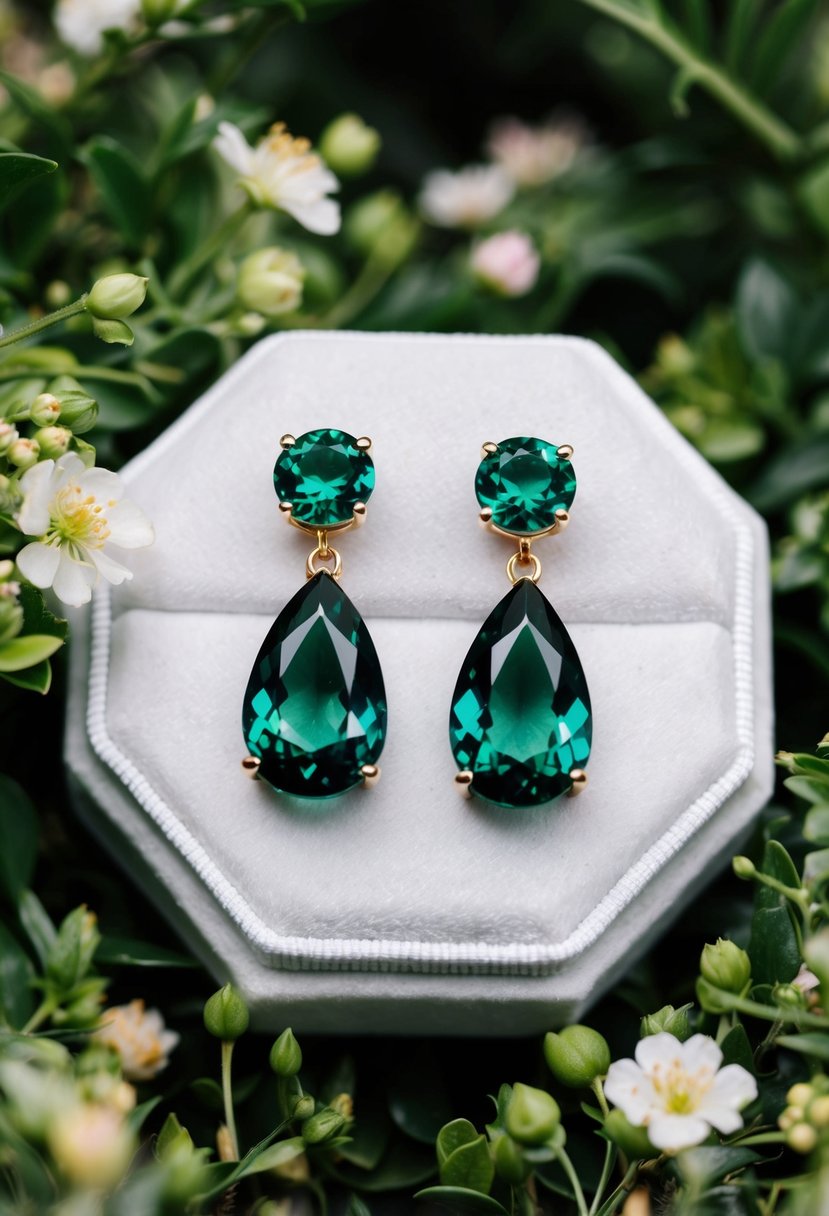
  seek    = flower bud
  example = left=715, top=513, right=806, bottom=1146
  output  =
left=46, top=906, right=100, bottom=994
left=604, top=1109, right=655, bottom=1159
left=45, top=280, right=72, bottom=308
left=811, top=1096, right=829, bottom=1127
left=641, top=1004, right=692, bottom=1042
left=0, top=591, right=23, bottom=645
left=236, top=248, right=304, bottom=318
left=216, top=1124, right=236, bottom=1162
left=142, top=0, right=181, bottom=25
left=788, top=1083, right=814, bottom=1108
left=30, top=393, right=61, bottom=426
left=544, top=1025, right=611, bottom=1087
left=302, top=1106, right=346, bottom=1145
left=203, top=984, right=249, bottom=1041
left=319, top=113, right=380, bottom=177
left=33, top=426, right=72, bottom=459
left=292, top=1094, right=315, bottom=1121
left=156, top=1112, right=194, bottom=1161
left=85, top=273, right=148, bottom=320
left=48, top=385, right=98, bottom=434
left=270, top=1028, right=302, bottom=1077
left=0, top=423, right=18, bottom=454
left=492, top=1134, right=530, bottom=1184
left=700, top=939, right=751, bottom=994
left=0, top=476, right=21, bottom=515
left=504, top=1083, right=561, bottom=1145
left=7, top=438, right=39, bottom=469
left=344, top=191, right=419, bottom=267
left=48, top=1103, right=134, bottom=1189
left=773, top=982, right=807, bottom=1009
left=733, top=856, right=757, bottom=880
left=232, top=312, right=267, bottom=337
left=787, top=1122, right=818, bottom=1154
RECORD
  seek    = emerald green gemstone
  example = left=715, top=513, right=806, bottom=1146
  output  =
left=449, top=579, right=591, bottom=807
left=242, top=571, right=387, bottom=798
left=476, top=437, right=576, bottom=535
left=273, top=428, right=375, bottom=528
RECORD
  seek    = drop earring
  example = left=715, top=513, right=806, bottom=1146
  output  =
left=241, top=429, right=387, bottom=797
left=449, top=437, right=591, bottom=807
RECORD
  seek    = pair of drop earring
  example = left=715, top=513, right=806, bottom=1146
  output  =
left=241, top=429, right=592, bottom=809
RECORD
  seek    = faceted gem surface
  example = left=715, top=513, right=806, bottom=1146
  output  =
left=242, top=571, right=387, bottom=798
left=449, top=578, right=591, bottom=807
left=273, top=428, right=375, bottom=527
left=475, top=436, right=576, bottom=535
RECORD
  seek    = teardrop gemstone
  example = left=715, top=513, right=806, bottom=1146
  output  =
left=242, top=572, right=387, bottom=798
left=449, top=578, right=591, bottom=807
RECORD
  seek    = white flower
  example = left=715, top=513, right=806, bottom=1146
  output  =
left=604, top=1032, right=757, bottom=1153
left=213, top=121, right=341, bottom=235
left=48, top=1102, right=135, bottom=1188
left=793, top=964, right=820, bottom=994
left=15, top=453, right=153, bottom=608
left=418, top=165, right=513, bottom=229
left=94, top=999, right=180, bottom=1082
left=486, top=114, right=589, bottom=188
left=471, top=230, right=540, bottom=297
left=54, top=0, right=141, bottom=56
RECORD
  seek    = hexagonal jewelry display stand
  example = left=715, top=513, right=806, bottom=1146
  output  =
left=64, top=332, right=774, bottom=1034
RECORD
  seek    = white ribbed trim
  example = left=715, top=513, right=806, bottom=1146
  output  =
left=85, top=332, right=756, bottom=977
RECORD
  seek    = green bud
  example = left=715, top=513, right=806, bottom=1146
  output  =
left=292, top=1094, right=315, bottom=1121
left=319, top=113, right=380, bottom=177
left=700, top=939, right=751, bottom=994
left=46, top=906, right=100, bottom=994
left=733, top=856, right=757, bottom=880
left=504, top=1083, right=561, bottom=1146
left=0, top=423, right=18, bottom=454
left=695, top=976, right=734, bottom=1015
left=492, top=1134, right=530, bottom=1184
left=231, top=312, right=267, bottom=338
left=141, top=0, right=181, bottom=24
left=48, top=381, right=98, bottom=434
left=344, top=191, right=419, bottom=267
left=0, top=476, right=22, bottom=515
left=156, top=1113, right=194, bottom=1161
left=640, top=1003, right=692, bottom=1042
left=33, top=426, right=71, bottom=459
left=203, top=984, right=249, bottom=1041
left=85, top=273, right=148, bottom=320
left=544, top=1025, right=611, bottom=1087
left=604, top=1109, right=655, bottom=1160
left=270, top=1028, right=302, bottom=1077
left=0, top=590, right=23, bottom=645
left=7, top=438, right=39, bottom=469
left=237, top=248, right=304, bottom=319
left=773, top=982, right=806, bottom=1009
left=302, top=1106, right=346, bottom=1145
left=45, top=281, right=72, bottom=309
left=30, top=393, right=61, bottom=426
left=91, top=317, right=135, bottom=346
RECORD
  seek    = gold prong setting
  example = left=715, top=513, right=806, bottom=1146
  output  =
left=455, top=771, right=474, bottom=798
left=279, top=433, right=296, bottom=449
left=361, top=763, right=381, bottom=788
left=242, top=755, right=261, bottom=779
left=568, top=769, right=588, bottom=796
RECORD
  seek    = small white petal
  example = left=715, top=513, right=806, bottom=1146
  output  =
left=280, top=195, right=341, bottom=235
left=52, top=550, right=97, bottom=607
left=679, top=1034, right=724, bottom=1075
left=87, top=547, right=133, bottom=586
left=78, top=467, right=122, bottom=500
left=55, top=452, right=87, bottom=481
left=698, top=1064, right=758, bottom=1122
left=635, top=1032, right=685, bottom=1072
left=647, top=1112, right=711, bottom=1152
left=106, top=500, right=154, bottom=549
left=17, top=462, right=57, bottom=536
left=605, top=1059, right=655, bottom=1125
left=16, top=542, right=60, bottom=588
left=214, top=122, right=254, bottom=175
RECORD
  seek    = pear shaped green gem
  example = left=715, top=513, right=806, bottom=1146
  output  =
left=449, top=578, right=591, bottom=807
left=242, top=572, right=387, bottom=798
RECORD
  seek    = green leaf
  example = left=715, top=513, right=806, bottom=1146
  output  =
left=758, top=841, right=800, bottom=900
left=0, top=72, right=71, bottom=157
left=1, top=661, right=53, bottom=695
left=331, top=1137, right=436, bottom=1192
left=335, top=1098, right=392, bottom=1170
left=0, top=635, right=63, bottom=672
left=440, top=1136, right=494, bottom=1196
left=0, top=776, right=38, bottom=902
left=1, top=164, right=66, bottom=268
left=804, top=806, right=829, bottom=844
left=749, top=907, right=800, bottom=986
left=798, top=157, right=829, bottom=239
left=681, top=0, right=712, bottom=53
left=437, top=1119, right=479, bottom=1169
left=0, top=918, right=36, bottom=1029
left=0, top=153, right=57, bottom=215
left=91, top=318, right=134, bottom=346
left=748, top=0, right=819, bottom=94
left=94, top=935, right=198, bottom=968
left=724, top=0, right=761, bottom=73
left=776, top=1032, right=829, bottom=1061
left=388, top=1045, right=454, bottom=1143
left=677, top=1146, right=760, bottom=1189
left=17, top=889, right=56, bottom=967
left=190, top=1077, right=225, bottom=1111
left=414, top=1187, right=508, bottom=1214
left=127, top=1096, right=162, bottom=1134
left=240, top=1136, right=306, bottom=1176
left=82, top=137, right=151, bottom=246
left=346, top=1197, right=373, bottom=1216
left=786, top=774, right=829, bottom=805
left=719, top=1024, right=755, bottom=1073
left=736, top=259, right=799, bottom=367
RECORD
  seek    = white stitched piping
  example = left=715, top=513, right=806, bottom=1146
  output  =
left=84, top=332, right=757, bottom=977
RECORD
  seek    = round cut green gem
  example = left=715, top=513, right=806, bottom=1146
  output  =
left=274, top=428, right=375, bottom=527
left=475, top=436, right=576, bottom=535
left=449, top=578, right=591, bottom=807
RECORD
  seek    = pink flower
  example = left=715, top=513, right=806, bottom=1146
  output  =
left=470, top=231, right=540, bottom=297
left=486, top=115, right=588, bottom=188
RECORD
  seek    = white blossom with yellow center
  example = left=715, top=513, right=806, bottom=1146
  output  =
left=16, top=452, right=153, bottom=607
left=604, top=1032, right=757, bottom=1152
left=214, top=121, right=341, bottom=235
left=94, top=999, right=180, bottom=1082
left=418, top=165, right=514, bottom=229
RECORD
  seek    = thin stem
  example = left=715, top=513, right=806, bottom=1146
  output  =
left=167, top=201, right=254, bottom=301
left=574, top=0, right=804, bottom=163
left=221, top=1040, right=240, bottom=1161
left=21, top=998, right=56, bottom=1035
left=589, top=1139, right=619, bottom=1216
left=591, top=1078, right=610, bottom=1118
left=316, top=252, right=398, bottom=329
left=734, top=1131, right=788, bottom=1147
left=0, top=300, right=87, bottom=350
left=554, top=1146, right=590, bottom=1216
left=715, top=990, right=828, bottom=1030
left=593, top=1160, right=641, bottom=1216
